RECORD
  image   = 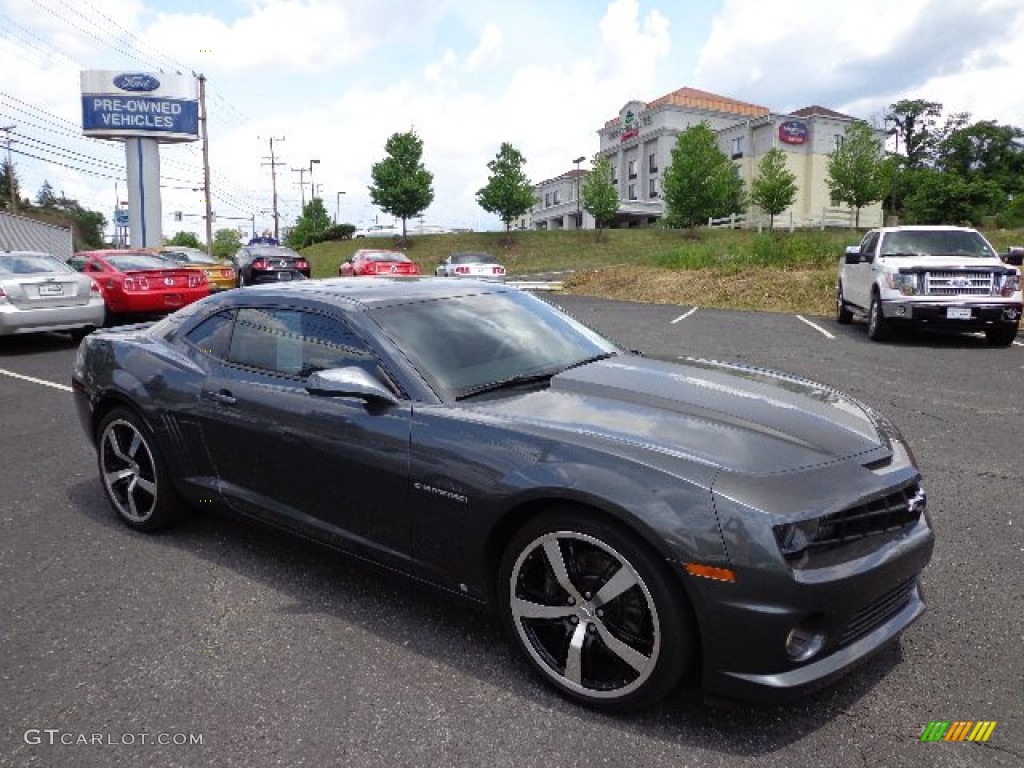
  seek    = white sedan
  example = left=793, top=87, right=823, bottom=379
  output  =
left=352, top=225, right=400, bottom=239
left=0, top=251, right=106, bottom=339
left=435, top=252, right=506, bottom=282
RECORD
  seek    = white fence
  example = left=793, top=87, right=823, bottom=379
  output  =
left=708, top=207, right=884, bottom=232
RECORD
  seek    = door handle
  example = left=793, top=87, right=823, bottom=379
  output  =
left=206, top=389, right=237, bottom=405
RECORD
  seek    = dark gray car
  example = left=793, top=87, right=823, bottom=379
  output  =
left=71, top=278, right=934, bottom=711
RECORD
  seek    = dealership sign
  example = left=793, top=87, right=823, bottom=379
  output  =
left=80, top=71, right=199, bottom=142
left=779, top=120, right=809, bottom=145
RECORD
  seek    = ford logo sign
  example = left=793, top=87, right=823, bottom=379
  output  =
left=113, top=73, right=161, bottom=92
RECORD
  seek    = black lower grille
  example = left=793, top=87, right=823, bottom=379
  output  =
left=840, top=578, right=916, bottom=646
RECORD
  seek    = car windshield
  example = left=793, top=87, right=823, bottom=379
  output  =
left=247, top=246, right=300, bottom=259
left=103, top=254, right=171, bottom=271
left=161, top=249, right=218, bottom=265
left=0, top=253, right=72, bottom=274
left=451, top=253, right=497, bottom=264
left=368, top=290, right=619, bottom=400
left=363, top=252, right=410, bottom=263
left=879, top=231, right=997, bottom=258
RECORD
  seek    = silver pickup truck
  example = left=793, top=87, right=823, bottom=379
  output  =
left=836, top=225, right=1022, bottom=346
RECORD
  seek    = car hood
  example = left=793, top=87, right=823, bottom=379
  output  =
left=470, top=357, right=889, bottom=475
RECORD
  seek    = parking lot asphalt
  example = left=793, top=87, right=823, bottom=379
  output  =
left=0, top=298, right=1021, bottom=768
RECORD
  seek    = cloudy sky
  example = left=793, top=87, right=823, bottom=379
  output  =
left=1, top=0, right=1022, bottom=239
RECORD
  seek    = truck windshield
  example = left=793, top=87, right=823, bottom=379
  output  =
left=880, top=231, right=996, bottom=258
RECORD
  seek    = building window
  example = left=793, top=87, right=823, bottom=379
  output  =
left=628, top=160, right=637, bottom=179
left=628, top=184, right=637, bottom=201
left=648, top=153, right=657, bottom=173
left=834, top=134, right=845, bottom=150
left=648, top=179, right=658, bottom=199
left=544, top=192, right=551, bottom=207
left=553, top=190, right=560, bottom=205
left=731, top=136, right=744, bottom=159
left=610, top=168, right=618, bottom=184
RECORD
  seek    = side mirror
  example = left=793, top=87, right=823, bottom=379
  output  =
left=844, top=246, right=864, bottom=265
left=1004, top=246, right=1024, bottom=267
left=306, top=366, right=398, bottom=405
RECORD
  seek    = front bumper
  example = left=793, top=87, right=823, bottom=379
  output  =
left=0, top=300, right=106, bottom=336
left=882, top=299, right=1022, bottom=328
left=686, top=515, right=934, bottom=701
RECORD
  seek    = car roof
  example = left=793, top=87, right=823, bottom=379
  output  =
left=873, top=225, right=980, bottom=233
left=225, top=276, right=511, bottom=308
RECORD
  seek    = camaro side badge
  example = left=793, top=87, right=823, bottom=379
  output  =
left=413, top=481, right=468, bottom=504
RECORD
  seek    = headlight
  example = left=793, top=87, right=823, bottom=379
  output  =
left=996, top=273, right=1020, bottom=298
left=885, top=272, right=919, bottom=295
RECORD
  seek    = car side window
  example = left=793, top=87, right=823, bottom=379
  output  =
left=228, top=307, right=375, bottom=378
left=184, top=310, right=235, bottom=360
left=860, top=232, right=878, bottom=256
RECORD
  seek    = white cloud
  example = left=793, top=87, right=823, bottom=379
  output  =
left=466, top=23, right=502, bottom=71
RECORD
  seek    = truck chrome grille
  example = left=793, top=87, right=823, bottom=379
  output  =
left=924, top=271, right=994, bottom=296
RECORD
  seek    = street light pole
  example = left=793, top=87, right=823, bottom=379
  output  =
left=335, top=191, right=346, bottom=225
left=573, top=156, right=586, bottom=229
left=309, top=159, right=320, bottom=202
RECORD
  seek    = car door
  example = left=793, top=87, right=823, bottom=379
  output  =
left=845, top=230, right=879, bottom=310
left=195, top=305, right=415, bottom=566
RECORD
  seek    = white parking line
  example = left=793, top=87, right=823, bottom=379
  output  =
left=795, top=315, right=835, bottom=339
left=0, top=368, right=72, bottom=392
left=1014, top=341, right=1024, bottom=347
left=671, top=307, right=699, bottom=324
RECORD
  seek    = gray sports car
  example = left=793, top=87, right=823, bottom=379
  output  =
left=71, top=278, right=934, bottom=711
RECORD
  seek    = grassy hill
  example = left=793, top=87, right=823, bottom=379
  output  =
left=299, top=227, right=1024, bottom=316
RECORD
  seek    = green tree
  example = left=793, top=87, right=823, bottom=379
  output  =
left=166, top=231, right=203, bottom=249
left=749, top=148, right=798, bottom=230
left=884, top=99, right=943, bottom=169
left=0, top=158, right=21, bottom=209
left=476, top=142, right=535, bottom=236
left=935, top=119, right=1024, bottom=192
left=902, top=168, right=1003, bottom=225
left=368, top=130, right=435, bottom=240
left=286, top=198, right=332, bottom=249
left=581, top=155, right=619, bottom=241
left=211, top=228, right=242, bottom=261
left=827, top=121, right=887, bottom=228
left=35, top=180, right=57, bottom=208
left=661, top=123, right=745, bottom=229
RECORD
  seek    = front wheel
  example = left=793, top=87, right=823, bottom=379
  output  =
left=985, top=325, right=1018, bottom=347
left=96, top=408, right=184, bottom=531
left=867, top=293, right=890, bottom=341
left=499, top=510, right=692, bottom=711
left=836, top=283, right=853, bottom=324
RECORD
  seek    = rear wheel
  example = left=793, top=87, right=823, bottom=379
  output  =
left=836, top=283, right=853, bottom=325
left=867, top=292, right=890, bottom=341
left=498, top=510, right=692, bottom=711
left=96, top=408, right=184, bottom=531
left=985, top=325, right=1018, bottom=347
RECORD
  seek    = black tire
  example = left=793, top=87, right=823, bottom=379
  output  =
left=498, top=509, right=692, bottom=711
left=836, top=283, right=853, bottom=324
left=985, top=325, right=1018, bottom=347
left=867, top=292, right=890, bottom=341
left=68, top=326, right=93, bottom=342
left=96, top=408, right=184, bottom=532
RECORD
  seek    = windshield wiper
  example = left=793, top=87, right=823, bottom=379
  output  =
left=455, top=370, right=560, bottom=401
left=455, top=352, right=617, bottom=401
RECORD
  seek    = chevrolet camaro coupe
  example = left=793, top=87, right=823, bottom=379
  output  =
left=72, top=278, right=934, bottom=711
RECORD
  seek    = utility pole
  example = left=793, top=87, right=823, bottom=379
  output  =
left=291, top=167, right=308, bottom=208
left=261, top=136, right=286, bottom=240
left=1, top=125, right=16, bottom=210
left=335, top=191, right=345, bottom=225
left=197, top=75, right=214, bottom=256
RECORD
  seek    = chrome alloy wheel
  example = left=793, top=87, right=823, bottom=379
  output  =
left=99, top=417, right=159, bottom=524
left=508, top=530, right=661, bottom=700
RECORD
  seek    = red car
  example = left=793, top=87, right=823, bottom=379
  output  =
left=339, top=249, right=421, bottom=277
left=71, top=250, right=210, bottom=322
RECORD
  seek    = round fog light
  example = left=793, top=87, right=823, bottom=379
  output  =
left=785, top=621, right=826, bottom=661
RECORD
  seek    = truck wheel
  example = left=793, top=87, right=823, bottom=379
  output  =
left=985, top=326, right=1018, bottom=347
left=867, top=293, right=890, bottom=341
left=836, top=283, right=853, bottom=325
